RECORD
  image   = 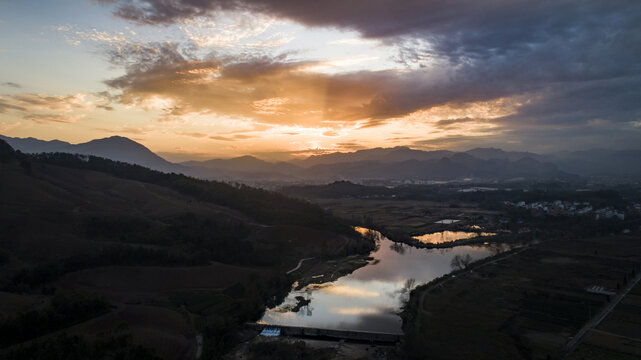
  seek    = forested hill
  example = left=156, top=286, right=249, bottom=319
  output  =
left=10, top=144, right=354, bottom=236
left=0, top=139, right=374, bottom=359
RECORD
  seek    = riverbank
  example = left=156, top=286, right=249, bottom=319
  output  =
left=380, top=228, right=528, bottom=249
left=291, top=254, right=372, bottom=290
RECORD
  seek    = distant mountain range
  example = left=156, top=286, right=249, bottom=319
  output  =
left=2, top=134, right=641, bottom=182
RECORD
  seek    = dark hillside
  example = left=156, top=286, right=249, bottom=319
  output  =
left=0, top=139, right=372, bottom=359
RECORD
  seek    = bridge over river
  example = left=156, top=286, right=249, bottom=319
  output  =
left=246, top=323, right=403, bottom=344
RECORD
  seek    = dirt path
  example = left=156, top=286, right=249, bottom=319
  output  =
left=195, top=334, right=203, bottom=359
left=286, top=257, right=314, bottom=274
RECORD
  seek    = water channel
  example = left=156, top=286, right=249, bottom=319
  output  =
left=258, top=228, right=509, bottom=334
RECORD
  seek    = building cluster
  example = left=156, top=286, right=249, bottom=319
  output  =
left=593, top=208, right=625, bottom=220
left=504, top=200, right=626, bottom=220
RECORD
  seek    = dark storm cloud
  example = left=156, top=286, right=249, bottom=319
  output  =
left=99, top=0, right=641, bottom=149
left=433, top=117, right=483, bottom=129
left=98, top=1, right=639, bottom=57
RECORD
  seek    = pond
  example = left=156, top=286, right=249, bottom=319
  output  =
left=258, top=228, right=509, bottom=334
left=412, top=230, right=496, bottom=245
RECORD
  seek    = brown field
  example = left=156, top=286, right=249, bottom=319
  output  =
left=567, top=341, right=640, bottom=360
left=314, top=198, right=500, bottom=236
left=567, top=281, right=641, bottom=359
left=570, top=330, right=641, bottom=359
left=403, top=235, right=641, bottom=360
left=598, top=298, right=641, bottom=339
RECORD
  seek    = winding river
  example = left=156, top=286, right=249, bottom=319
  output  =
left=259, top=228, right=509, bottom=334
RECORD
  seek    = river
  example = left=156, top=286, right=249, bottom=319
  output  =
left=258, top=228, right=510, bottom=334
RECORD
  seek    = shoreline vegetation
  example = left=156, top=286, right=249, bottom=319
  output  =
left=291, top=254, right=373, bottom=291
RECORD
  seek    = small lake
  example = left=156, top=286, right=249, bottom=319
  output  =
left=258, top=228, right=509, bottom=334
left=412, top=230, right=496, bottom=244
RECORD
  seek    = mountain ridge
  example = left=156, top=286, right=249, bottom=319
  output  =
left=0, top=134, right=181, bottom=173
left=3, top=134, right=641, bottom=181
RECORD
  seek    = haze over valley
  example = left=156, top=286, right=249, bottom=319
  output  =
left=3, top=134, right=641, bottom=184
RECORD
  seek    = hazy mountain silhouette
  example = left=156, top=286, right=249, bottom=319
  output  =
left=546, top=149, right=641, bottom=177
left=292, top=146, right=455, bottom=167
left=2, top=134, right=639, bottom=181
left=182, top=155, right=301, bottom=180
left=464, top=148, right=544, bottom=161
left=296, top=156, right=570, bottom=181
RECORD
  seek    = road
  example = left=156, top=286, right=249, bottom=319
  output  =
left=286, top=257, right=314, bottom=274
left=564, top=269, right=641, bottom=355
left=195, top=334, right=203, bottom=359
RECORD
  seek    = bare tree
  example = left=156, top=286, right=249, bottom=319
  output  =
left=450, top=254, right=474, bottom=271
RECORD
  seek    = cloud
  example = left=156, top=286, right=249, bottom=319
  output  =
left=1, top=82, right=21, bottom=88
left=55, top=24, right=131, bottom=47
left=0, top=100, right=26, bottom=113
left=179, top=132, right=209, bottom=138
left=210, top=134, right=256, bottom=141
left=98, top=1, right=638, bottom=54
left=103, top=42, right=529, bottom=126
left=434, top=117, right=487, bottom=129
left=94, top=126, right=147, bottom=135
left=335, top=142, right=366, bottom=151
left=328, top=38, right=379, bottom=46
left=102, top=39, right=641, bottom=143
left=96, top=1, right=641, bottom=150
left=245, top=32, right=295, bottom=47
left=0, top=93, right=103, bottom=127
left=179, top=14, right=277, bottom=48
left=3, top=93, right=92, bottom=112
left=23, top=113, right=83, bottom=124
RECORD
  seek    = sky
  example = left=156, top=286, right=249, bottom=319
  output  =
left=0, top=0, right=640, bottom=161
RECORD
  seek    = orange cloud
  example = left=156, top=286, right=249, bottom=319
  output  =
left=23, top=113, right=84, bottom=124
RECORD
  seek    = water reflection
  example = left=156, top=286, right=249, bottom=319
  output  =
left=389, top=241, right=405, bottom=255
left=259, top=228, right=508, bottom=334
left=412, top=230, right=496, bottom=244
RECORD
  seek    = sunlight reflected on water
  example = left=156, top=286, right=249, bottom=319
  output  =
left=259, top=228, right=505, bottom=333
left=412, top=230, right=496, bottom=244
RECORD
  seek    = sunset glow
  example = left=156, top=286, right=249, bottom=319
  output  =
left=1, top=1, right=640, bottom=160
